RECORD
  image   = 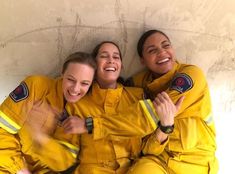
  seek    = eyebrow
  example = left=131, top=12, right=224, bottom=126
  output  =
left=146, top=40, right=171, bottom=49
left=100, top=51, right=120, bottom=55
left=67, top=75, right=75, bottom=79
left=82, top=80, right=92, bottom=83
left=145, top=45, right=155, bottom=50
left=162, top=40, right=171, bottom=44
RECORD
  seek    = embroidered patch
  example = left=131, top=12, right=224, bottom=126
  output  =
left=9, top=82, right=29, bottom=102
left=170, top=73, right=193, bottom=93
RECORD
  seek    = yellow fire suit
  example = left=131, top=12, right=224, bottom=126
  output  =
left=65, top=82, right=162, bottom=174
left=126, top=61, right=218, bottom=174
left=0, top=75, right=78, bottom=173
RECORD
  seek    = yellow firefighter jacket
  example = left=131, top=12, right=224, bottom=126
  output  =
left=128, top=61, right=218, bottom=173
left=66, top=82, right=161, bottom=174
left=0, top=76, right=78, bottom=173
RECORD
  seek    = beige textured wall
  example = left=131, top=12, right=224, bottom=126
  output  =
left=0, top=0, right=234, bottom=173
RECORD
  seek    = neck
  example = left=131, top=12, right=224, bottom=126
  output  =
left=96, top=80, right=117, bottom=89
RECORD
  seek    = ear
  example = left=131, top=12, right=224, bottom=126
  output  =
left=140, top=57, right=145, bottom=65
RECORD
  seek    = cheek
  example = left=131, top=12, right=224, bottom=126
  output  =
left=62, top=81, right=71, bottom=91
left=169, top=50, right=176, bottom=58
left=81, top=86, right=90, bottom=95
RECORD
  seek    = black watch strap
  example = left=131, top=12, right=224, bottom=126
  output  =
left=158, top=121, right=174, bottom=134
left=85, top=117, right=93, bottom=134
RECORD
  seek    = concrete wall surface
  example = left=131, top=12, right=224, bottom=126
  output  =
left=0, top=0, right=235, bottom=173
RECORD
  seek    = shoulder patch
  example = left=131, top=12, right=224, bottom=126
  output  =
left=170, top=73, right=193, bottom=93
left=9, top=82, right=29, bottom=102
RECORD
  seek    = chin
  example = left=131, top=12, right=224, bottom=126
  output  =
left=66, top=96, right=80, bottom=103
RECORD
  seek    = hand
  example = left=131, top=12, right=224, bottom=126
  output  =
left=62, top=116, right=87, bottom=134
left=25, top=122, right=49, bottom=146
left=153, top=92, right=184, bottom=126
left=17, top=169, right=31, bottom=174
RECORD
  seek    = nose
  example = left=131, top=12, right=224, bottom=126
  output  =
left=106, top=57, right=114, bottom=64
left=72, top=82, right=81, bottom=93
left=156, top=48, right=166, bottom=56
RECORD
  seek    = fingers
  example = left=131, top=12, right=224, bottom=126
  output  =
left=175, top=96, right=185, bottom=112
left=153, top=92, right=185, bottom=121
left=62, top=116, right=86, bottom=134
left=62, top=116, right=76, bottom=133
left=154, top=91, right=171, bottom=104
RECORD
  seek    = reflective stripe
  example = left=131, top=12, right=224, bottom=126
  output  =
left=204, top=113, right=214, bottom=125
left=57, top=140, right=79, bottom=158
left=0, top=110, right=21, bottom=134
left=140, top=99, right=158, bottom=130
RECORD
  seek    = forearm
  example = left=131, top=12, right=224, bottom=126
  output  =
left=0, top=128, right=27, bottom=173
left=93, top=100, right=158, bottom=140
left=142, top=129, right=169, bottom=155
left=32, top=136, right=78, bottom=172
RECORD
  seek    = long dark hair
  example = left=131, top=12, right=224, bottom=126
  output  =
left=137, top=29, right=170, bottom=57
left=91, top=41, right=124, bottom=84
left=92, top=41, right=123, bottom=61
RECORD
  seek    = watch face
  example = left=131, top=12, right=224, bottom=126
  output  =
left=158, top=121, right=174, bottom=134
left=165, top=127, right=174, bottom=134
left=86, top=117, right=93, bottom=123
left=85, top=117, right=93, bottom=134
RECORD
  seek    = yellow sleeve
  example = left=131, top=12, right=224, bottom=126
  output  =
left=141, top=132, right=169, bottom=156
left=0, top=76, right=47, bottom=130
left=0, top=76, right=42, bottom=173
left=30, top=124, right=79, bottom=172
left=166, top=65, right=211, bottom=119
left=0, top=76, right=50, bottom=173
left=31, top=136, right=78, bottom=172
left=0, top=128, right=26, bottom=173
left=75, top=99, right=160, bottom=140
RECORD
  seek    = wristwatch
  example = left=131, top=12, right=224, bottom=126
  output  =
left=158, top=121, right=174, bottom=134
left=85, top=117, right=93, bottom=134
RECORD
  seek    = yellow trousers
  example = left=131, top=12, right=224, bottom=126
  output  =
left=127, top=155, right=218, bottom=174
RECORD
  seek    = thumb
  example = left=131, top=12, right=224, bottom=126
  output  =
left=175, top=96, right=185, bottom=112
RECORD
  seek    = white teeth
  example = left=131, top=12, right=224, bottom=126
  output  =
left=158, top=58, right=169, bottom=64
left=69, top=91, right=79, bottom=96
left=105, top=67, right=116, bottom=71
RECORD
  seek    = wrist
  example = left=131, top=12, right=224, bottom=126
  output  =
left=154, top=128, right=168, bottom=144
left=158, top=121, right=174, bottom=134
left=85, top=117, right=93, bottom=134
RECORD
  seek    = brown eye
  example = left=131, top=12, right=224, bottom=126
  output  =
left=148, top=49, right=157, bottom=54
left=67, top=78, right=75, bottom=82
left=162, top=42, right=171, bottom=48
left=113, top=56, right=120, bottom=59
left=100, top=55, right=108, bottom=58
left=81, top=82, right=90, bottom=86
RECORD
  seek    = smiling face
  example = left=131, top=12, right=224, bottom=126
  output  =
left=141, top=32, right=176, bottom=77
left=95, top=42, right=122, bottom=89
left=62, top=62, right=95, bottom=103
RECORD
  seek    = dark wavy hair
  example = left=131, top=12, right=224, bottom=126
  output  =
left=137, top=29, right=170, bottom=57
left=91, top=41, right=122, bottom=61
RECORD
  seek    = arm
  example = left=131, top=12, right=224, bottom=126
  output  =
left=0, top=128, right=28, bottom=173
left=65, top=100, right=158, bottom=140
left=27, top=113, right=80, bottom=172
left=64, top=93, right=182, bottom=141
left=142, top=92, right=184, bottom=155
left=142, top=65, right=214, bottom=155
left=30, top=131, right=79, bottom=172
left=0, top=77, right=37, bottom=173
